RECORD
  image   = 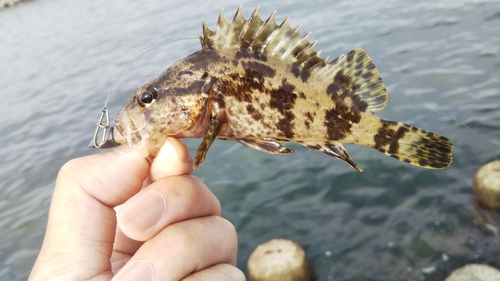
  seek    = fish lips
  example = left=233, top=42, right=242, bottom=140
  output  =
left=114, top=111, right=151, bottom=157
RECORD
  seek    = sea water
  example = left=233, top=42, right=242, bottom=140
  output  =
left=1, top=0, right=499, bottom=280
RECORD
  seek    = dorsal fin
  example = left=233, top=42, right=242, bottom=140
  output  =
left=320, top=48, right=389, bottom=112
left=200, top=6, right=325, bottom=69
left=200, top=6, right=389, bottom=112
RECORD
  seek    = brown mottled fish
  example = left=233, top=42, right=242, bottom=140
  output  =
left=113, top=6, right=453, bottom=171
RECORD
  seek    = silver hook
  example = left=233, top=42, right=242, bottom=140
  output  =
left=89, top=107, right=120, bottom=148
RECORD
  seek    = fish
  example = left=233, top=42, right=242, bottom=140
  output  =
left=113, top=6, right=453, bottom=171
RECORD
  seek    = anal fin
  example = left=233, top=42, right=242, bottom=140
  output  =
left=237, top=138, right=295, bottom=154
left=298, top=141, right=362, bottom=172
left=194, top=113, right=220, bottom=168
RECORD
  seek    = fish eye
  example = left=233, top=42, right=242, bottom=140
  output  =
left=141, top=91, right=153, bottom=103
left=136, top=88, right=158, bottom=108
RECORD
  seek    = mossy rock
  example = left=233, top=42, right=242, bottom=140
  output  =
left=473, top=161, right=500, bottom=210
left=248, top=239, right=313, bottom=281
left=445, top=264, right=500, bottom=281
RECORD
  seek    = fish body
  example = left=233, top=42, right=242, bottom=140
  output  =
left=114, top=7, right=452, bottom=171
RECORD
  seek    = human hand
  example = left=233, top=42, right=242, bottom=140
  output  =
left=29, top=138, right=244, bottom=281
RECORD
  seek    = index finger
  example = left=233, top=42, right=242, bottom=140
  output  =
left=30, top=145, right=150, bottom=280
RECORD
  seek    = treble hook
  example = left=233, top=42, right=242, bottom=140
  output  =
left=88, top=107, right=120, bottom=148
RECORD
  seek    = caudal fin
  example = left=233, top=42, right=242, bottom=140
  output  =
left=374, top=120, right=453, bottom=169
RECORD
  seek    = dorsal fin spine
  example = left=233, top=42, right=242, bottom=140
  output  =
left=269, top=17, right=290, bottom=56
left=240, top=7, right=263, bottom=50
left=200, top=21, right=214, bottom=48
left=290, top=32, right=311, bottom=64
left=261, top=16, right=289, bottom=56
left=227, top=6, right=245, bottom=48
left=252, top=11, right=277, bottom=52
left=296, top=41, right=317, bottom=67
left=215, top=10, right=230, bottom=48
left=279, top=25, right=301, bottom=60
left=245, top=11, right=266, bottom=51
left=303, top=49, right=326, bottom=69
left=200, top=7, right=389, bottom=112
left=236, top=6, right=253, bottom=47
left=237, top=18, right=250, bottom=47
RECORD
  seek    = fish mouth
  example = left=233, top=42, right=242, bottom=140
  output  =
left=114, top=111, right=151, bottom=157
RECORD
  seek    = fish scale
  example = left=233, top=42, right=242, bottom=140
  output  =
left=113, top=6, right=453, bottom=171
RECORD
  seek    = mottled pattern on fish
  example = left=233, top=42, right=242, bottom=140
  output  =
left=114, top=6, right=453, bottom=171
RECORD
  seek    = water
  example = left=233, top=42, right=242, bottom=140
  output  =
left=1, top=0, right=499, bottom=280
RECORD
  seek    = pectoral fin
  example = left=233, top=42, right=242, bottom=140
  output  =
left=237, top=138, right=295, bottom=154
left=299, top=141, right=362, bottom=172
left=194, top=113, right=220, bottom=168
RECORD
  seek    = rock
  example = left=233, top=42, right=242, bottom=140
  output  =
left=445, top=264, right=500, bottom=281
left=473, top=161, right=500, bottom=210
left=247, top=239, right=313, bottom=281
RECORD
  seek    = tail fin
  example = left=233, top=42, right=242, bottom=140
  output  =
left=374, top=120, right=452, bottom=169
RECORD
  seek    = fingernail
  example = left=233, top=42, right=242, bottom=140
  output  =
left=118, top=191, right=166, bottom=233
left=115, top=259, right=154, bottom=281
left=166, top=138, right=190, bottom=162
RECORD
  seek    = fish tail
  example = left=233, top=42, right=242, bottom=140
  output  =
left=371, top=119, right=453, bottom=169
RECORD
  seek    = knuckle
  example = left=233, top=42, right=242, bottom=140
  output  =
left=232, top=266, right=246, bottom=281
left=168, top=222, right=198, bottom=251
left=57, top=158, right=91, bottom=188
left=58, top=158, right=82, bottom=179
left=213, top=217, right=238, bottom=261
left=219, top=217, right=238, bottom=242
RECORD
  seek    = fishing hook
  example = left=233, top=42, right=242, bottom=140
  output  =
left=89, top=107, right=120, bottom=148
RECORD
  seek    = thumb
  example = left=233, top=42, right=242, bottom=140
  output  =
left=30, top=145, right=149, bottom=280
left=149, top=137, right=193, bottom=181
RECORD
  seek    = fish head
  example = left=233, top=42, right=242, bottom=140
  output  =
left=114, top=63, right=211, bottom=159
